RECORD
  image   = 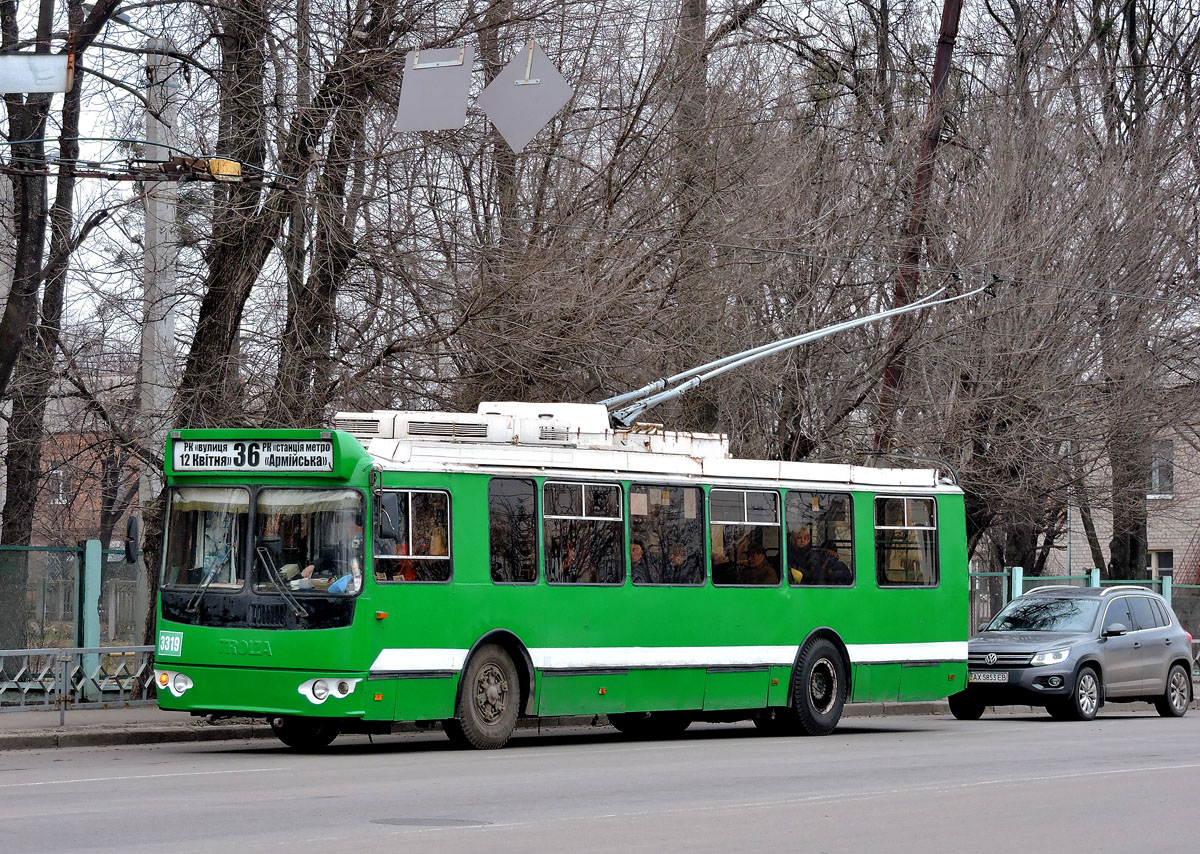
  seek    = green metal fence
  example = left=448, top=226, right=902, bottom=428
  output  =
left=0, top=543, right=144, bottom=652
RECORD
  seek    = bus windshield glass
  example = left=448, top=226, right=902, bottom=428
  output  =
left=253, top=489, right=364, bottom=596
left=163, top=487, right=250, bottom=589
left=986, top=597, right=1100, bottom=633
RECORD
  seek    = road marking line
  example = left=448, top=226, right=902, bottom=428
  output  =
left=0, top=767, right=284, bottom=789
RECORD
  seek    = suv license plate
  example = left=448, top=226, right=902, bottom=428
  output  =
left=969, top=670, right=1009, bottom=683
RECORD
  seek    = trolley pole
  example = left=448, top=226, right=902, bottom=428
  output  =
left=138, top=38, right=180, bottom=612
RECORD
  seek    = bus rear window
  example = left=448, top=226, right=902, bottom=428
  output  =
left=163, top=487, right=250, bottom=589
left=875, top=496, right=938, bottom=586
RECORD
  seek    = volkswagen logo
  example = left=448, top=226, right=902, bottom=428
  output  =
left=984, top=653, right=998, bottom=666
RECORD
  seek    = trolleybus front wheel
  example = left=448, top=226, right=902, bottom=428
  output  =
left=792, top=638, right=847, bottom=736
left=270, top=716, right=340, bottom=751
left=445, top=644, right=519, bottom=749
left=608, top=711, right=691, bottom=739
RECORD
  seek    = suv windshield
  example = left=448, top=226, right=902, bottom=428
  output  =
left=988, top=597, right=1100, bottom=632
left=163, top=487, right=250, bottom=589
left=253, top=488, right=364, bottom=596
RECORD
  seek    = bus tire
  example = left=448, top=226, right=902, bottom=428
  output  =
left=792, top=638, right=847, bottom=736
left=947, top=690, right=986, bottom=720
left=752, top=708, right=801, bottom=736
left=270, top=716, right=340, bottom=751
left=608, top=711, right=691, bottom=739
left=447, top=644, right=519, bottom=749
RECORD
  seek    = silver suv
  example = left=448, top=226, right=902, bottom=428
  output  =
left=950, top=586, right=1194, bottom=721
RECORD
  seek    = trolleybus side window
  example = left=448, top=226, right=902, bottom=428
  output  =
left=629, top=484, right=705, bottom=585
left=255, top=488, right=364, bottom=595
left=709, top=489, right=781, bottom=586
left=785, top=491, right=854, bottom=586
left=163, top=487, right=250, bottom=589
left=489, top=478, right=538, bottom=584
left=874, top=496, right=938, bottom=587
left=543, top=481, right=624, bottom=585
left=375, top=490, right=451, bottom=582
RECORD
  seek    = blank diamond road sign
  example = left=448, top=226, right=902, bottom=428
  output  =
left=477, top=42, right=573, bottom=153
left=394, top=45, right=475, bottom=133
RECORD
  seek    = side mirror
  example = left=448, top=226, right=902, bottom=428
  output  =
left=124, top=516, right=140, bottom=564
left=377, top=493, right=400, bottom=542
left=978, top=622, right=991, bottom=633
left=1103, top=622, right=1128, bottom=637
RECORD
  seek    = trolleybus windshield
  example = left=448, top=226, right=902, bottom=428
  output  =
left=162, top=486, right=364, bottom=597
left=253, top=488, right=364, bottom=596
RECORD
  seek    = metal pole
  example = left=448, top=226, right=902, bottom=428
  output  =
left=138, top=38, right=180, bottom=618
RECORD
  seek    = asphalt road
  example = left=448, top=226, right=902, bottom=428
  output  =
left=2, top=712, right=1195, bottom=853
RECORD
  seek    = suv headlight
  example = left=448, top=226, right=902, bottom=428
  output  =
left=1030, top=648, right=1070, bottom=666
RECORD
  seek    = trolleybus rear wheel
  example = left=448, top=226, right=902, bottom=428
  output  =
left=270, top=716, right=340, bottom=751
left=445, top=644, right=519, bottom=749
left=792, top=638, right=847, bottom=736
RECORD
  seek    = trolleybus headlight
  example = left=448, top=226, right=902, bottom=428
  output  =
left=298, top=677, right=362, bottom=704
left=1030, top=648, right=1070, bottom=666
left=155, top=669, right=193, bottom=698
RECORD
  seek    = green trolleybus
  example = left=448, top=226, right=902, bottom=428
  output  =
left=154, top=402, right=968, bottom=749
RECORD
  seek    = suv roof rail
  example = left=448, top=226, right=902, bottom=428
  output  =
left=1100, top=585, right=1155, bottom=595
left=1022, top=585, right=1079, bottom=595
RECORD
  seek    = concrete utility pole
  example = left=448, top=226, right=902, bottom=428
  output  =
left=137, top=38, right=180, bottom=608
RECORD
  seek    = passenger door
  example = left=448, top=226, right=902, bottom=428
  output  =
left=1098, top=597, right=1142, bottom=697
left=1127, top=596, right=1174, bottom=694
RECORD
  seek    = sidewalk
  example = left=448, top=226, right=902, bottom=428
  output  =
left=0, top=706, right=273, bottom=750
left=3, top=697, right=1190, bottom=752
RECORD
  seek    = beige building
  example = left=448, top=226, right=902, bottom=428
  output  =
left=1051, top=431, right=1200, bottom=583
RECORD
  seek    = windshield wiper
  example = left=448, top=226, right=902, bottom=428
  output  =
left=255, top=546, right=309, bottom=618
left=186, top=568, right=217, bottom=613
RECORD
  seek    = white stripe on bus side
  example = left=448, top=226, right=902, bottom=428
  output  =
left=367, top=642, right=967, bottom=673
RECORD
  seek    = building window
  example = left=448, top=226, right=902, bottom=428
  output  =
left=1147, top=550, right=1174, bottom=575
left=1148, top=440, right=1174, bottom=498
left=47, top=468, right=68, bottom=505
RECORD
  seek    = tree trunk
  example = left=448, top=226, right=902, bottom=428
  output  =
left=874, top=0, right=962, bottom=451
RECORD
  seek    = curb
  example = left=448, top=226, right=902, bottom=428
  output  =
left=2, top=698, right=1194, bottom=751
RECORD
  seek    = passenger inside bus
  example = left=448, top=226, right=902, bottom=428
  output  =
left=740, top=543, right=778, bottom=585
left=818, top=539, right=852, bottom=585
left=630, top=541, right=653, bottom=584
left=663, top=542, right=702, bottom=584
left=788, top=527, right=821, bottom=583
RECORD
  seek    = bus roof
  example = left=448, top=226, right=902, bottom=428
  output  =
left=333, top=402, right=956, bottom=491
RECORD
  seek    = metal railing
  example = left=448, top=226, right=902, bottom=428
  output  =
left=0, top=645, right=156, bottom=724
